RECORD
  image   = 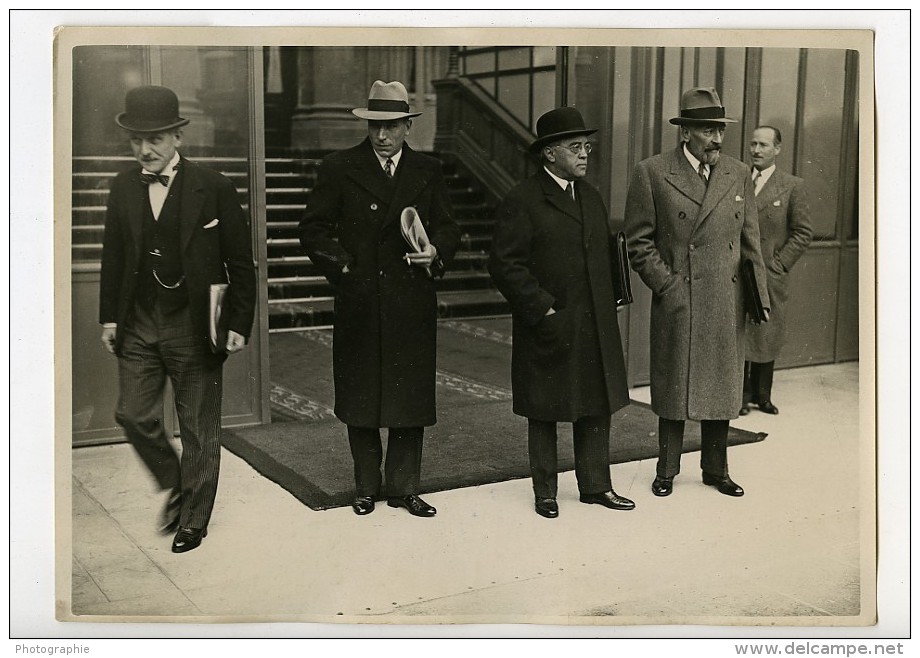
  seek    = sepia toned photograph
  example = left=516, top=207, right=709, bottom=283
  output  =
left=14, top=10, right=903, bottom=642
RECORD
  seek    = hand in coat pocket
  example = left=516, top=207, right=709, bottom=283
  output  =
left=534, top=308, right=573, bottom=355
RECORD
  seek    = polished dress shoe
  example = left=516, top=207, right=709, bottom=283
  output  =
left=351, top=496, right=375, bottom=515
left=387, top=494, right=437, bottom=517
left=757, top=400, right=780, bottom=415
left=534, top=497, right=559, bottom=519
left=158, top=489, right=182, bottom=535
left=738, top=405, right=750, bottom=416
left=702, top=472, right=745, bottom=497
left=651, top=476, right=673, bottom=497
left=579, top=490, right=635, bottom=510
left=171, top=526, right=207, bottom=553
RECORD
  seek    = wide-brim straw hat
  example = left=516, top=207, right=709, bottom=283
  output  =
left=669, top=87, right=738, bottom=126
left=352, top=80, right=422, bottom=120
left=115, top=85, right=190, bottom=133
left=530, top=106, right=597, bottom=153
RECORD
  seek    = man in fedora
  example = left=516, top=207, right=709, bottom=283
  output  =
left=300, top=80, right=460, bottom=517
left=99, top=85, right=256, bottom=552
left=488, top=106, right=635, bottom=519
left=624, top=87, right=770, bottom=498
left=741, top=125, right=813, bottom=417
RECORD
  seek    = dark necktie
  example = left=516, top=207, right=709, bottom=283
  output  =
left=566, top=181, right=575, bottom=201
left=140, top=172, right=170, bottom=187
left=752, top=169, right=762, bottom=196
left=697, top=163, right=709, bottom=187
left=384, top=158, right=394, bottom=178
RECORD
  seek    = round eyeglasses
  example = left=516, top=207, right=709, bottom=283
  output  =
left=555, top=142, right=593, bottom=155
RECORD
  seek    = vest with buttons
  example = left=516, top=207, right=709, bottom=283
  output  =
left=136, top=168, right=188, bottom=314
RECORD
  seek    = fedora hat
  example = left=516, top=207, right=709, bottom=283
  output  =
left=352, top=80, right=422, bottom=120
left=669, top=87, right=738, bottom=126
left=115, top=85, right=190, bottom=133
left=530, top=107, right=597, bottom=153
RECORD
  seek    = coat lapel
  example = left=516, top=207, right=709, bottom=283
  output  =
left=384, top=144, right=434, bottom=228
left=539, top=170, right=582, bottom=224
left=343, top=139, right=396, bottom=206
left=178, top=158, right=206, bottom=254
left=694, top=158, right=735, bottom=231
left=756, top=169, right=788, bottom=213
left=126, top=167, right=147, bottom=262
left=664, top=147, right=706, bottom=209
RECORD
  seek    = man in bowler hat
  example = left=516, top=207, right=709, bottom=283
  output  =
left=489, top=106, right=635, bottom=519
left=624, top=87, right=770, bottom=498
left=300, top=80, right=460, bottom=517
left=99, top=85, right=256, bottom=552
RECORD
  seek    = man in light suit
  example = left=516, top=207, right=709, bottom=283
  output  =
left=99, top=86, right=256, bottom=552
left=489, top=107, right=635, bottom=519
left=300, top=80, right=460, bottom=518
left=624, top=87, right=770, bottom=498
left=740, top=126, right=813, bottom=416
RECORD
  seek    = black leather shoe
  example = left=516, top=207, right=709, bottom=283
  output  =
left=757, top=400, right=780, bottom=415
left=534, top=497, right=559, bottom=519
left=702, top=472, right=745, bottom=497
left=158, top=489, right=182, bottom=535
left=387, top=494, right=437, bottom=517
left=579, top=490, right=635, bottom=510
left=171, top=526, right=207, bottom=553
left=739, top=406, right=750, bottom=416
left=352, top=496, right=375, bottom=515
left=651, top=476, right=673, bottom=497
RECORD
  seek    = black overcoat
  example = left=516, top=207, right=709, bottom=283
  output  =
left=488, top=170, right=630, bottom=422
left=299, top=140, right=460, bottom=428
left=99, top=157, right=256, bottom=364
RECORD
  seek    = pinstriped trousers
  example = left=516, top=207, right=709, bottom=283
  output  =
left=115, top=302, right=223, bottom=530
left=528, top=415, right=612, bottom=499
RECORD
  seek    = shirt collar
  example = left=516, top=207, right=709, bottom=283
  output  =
left=373, top=148, right=403, bottom=171
left=543, top=166, right=573, bottom=192
left=683, top=143, right=708, bottom=174
left=754, top=163, right=777, bottom=182
left=142, top=151, right=181, bottom=178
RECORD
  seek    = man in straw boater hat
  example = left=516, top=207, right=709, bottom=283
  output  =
left=99, top=86, right=256, bottom=552
left=300, top=80, right=459, bottom=517
left=624, top=87, right=770, bottom=498
left=488, top=106, right=635, bottom=519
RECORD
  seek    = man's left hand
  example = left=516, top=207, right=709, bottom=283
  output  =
left=226, top=330, right=247, bottom=354
left=406, top=243, right=438, bottom=268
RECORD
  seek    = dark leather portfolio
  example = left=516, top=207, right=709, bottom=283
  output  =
left=742, top=258, right=768, bottom=324
left=611, top=231, right=633, bottom=306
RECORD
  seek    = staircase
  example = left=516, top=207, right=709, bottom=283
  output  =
left=70, top=151, right=509, bottom=329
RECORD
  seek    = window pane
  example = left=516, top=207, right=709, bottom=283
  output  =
left=532, top=46, right=557, bottom=68
left=498, top=47, right=530, bottom=71
left=497, top=73, right=530, bottom=127
left=463, top=52, right=496, bottom=76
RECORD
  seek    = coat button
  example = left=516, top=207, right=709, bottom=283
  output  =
left=689, top=244, right=696, bottom=251
left=678, top=211, right=686, bottom=219
left=370, top=203, right=378, bottom=211
left=732, top=275, right=738, bottom=282
left=735, top=211, right=741, bottom=219
left=684, top=276, right=690, bottom=283
left=729, top=241, right=733, bottom=249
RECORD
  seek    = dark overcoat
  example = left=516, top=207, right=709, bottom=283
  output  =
left=299, top=140, right=460, bottom=428
left=624, top=147, right=770, bottom=421
left=746, top=169, right=813, bottom=362
left=99, top=157, right=256, bottom=363
left=488, top=170, right=630, bottom=422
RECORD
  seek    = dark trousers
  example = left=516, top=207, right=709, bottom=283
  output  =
left=347, top=425, right=424, bottom=497
left=656, top=417, right=729, bottom=480
left=743, top=360, right=775, bottom=405
left=528, top=415, right=612, bottom=499
left=115, top=302, right=223, bottom=530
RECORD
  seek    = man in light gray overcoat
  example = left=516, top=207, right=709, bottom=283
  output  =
left=624, top=88, right=770, bottom=498
left=741, top=125, right=813, bottom=416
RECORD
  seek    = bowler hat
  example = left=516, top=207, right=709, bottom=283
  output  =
left=669, top=87, right=737, bottom=126
left=530, top=107, right=597, bottom=153
left=352, top=80, right=422, bottom=120
left=115, top=85, right=189, bottom=133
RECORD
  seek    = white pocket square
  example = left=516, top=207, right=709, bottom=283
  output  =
left=735, top=195, right=744, bottom=202
left=203, top=218, right=220, bottom=229
left=773, top=200, right=782, bottom=206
